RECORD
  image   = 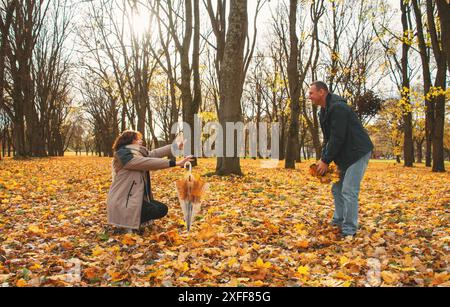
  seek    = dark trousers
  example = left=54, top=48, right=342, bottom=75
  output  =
left=140, top=200, right=168, bottom=223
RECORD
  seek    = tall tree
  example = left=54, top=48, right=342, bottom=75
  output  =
left=435, top=0, right=450, bottom=75
left=34, top=0, right=73, bottom=156
left=3, top=0, right=50, bottom=157
left=215, top=0, right=248, bottom=176
left=412, top=0, right=433, bottom=167
left=149, top=0, right=202, bottom=162
left=205, top=0, right=264, bottom=175
left=373, top=0, right=417, bottom=167
left=426, top=0, right=447, bottom=172
left=301, top=0, right=324, bottom=160
left=400, top=0, right=414, bottom=167
left=285, top=0, right=300, bottom=169
left=80, top=75, right=119, bottom=157
left=0, top=0, right=15, bottom=130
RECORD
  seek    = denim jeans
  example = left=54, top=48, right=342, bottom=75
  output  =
left=331, top=152, right=371, bottom=236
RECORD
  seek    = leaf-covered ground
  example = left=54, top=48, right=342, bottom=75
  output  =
left=0, top=157, right=449, bottom=287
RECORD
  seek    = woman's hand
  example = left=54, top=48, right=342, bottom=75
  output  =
left=176, top=155, right=195, bottom=167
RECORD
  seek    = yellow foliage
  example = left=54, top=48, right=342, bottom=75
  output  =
left=0, top=157, right=448, bottom=287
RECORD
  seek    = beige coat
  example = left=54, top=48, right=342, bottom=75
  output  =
left=107, top=144, right=173, bottom=229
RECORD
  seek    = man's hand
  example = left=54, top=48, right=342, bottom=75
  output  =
left=316, top=160, right=329, bottom=176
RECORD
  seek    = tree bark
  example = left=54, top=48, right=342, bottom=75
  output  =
left=416, top=139, right=423, bottom=164
left=412, top=0, right=433, bottom=167
left=435, top=0, right=450, bottom=75
left=216, top=0, right=247, bottom=176
left=285, top=0, right=300, bottom=169
left=400, top=0, right=414, bottom=167
left=427, top=0, right=447, bottom=172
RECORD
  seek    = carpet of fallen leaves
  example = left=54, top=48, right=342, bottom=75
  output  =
left=0, top=156, right=449, bottom=287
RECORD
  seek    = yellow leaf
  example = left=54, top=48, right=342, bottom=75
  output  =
left=202, top=266, right=221, bottom=276
left=147, top=269, right=165, bottom=279
left=404, top=254, right=413, bottom=267
left=334, top=271, right=352, bottom=280
left=395, top=229, right=404, bottom=235
left=297, top=266, right=309, bottom=275
left=28, top=225, right=45, bottom=235
left=296, top=240, right=310, bottom=249
left=340, top=256, right=349, bottom=267
left=432, top=272, right=449, bottom=285
left=109, top=271, right=126, bottom=282
left=108, top=245, right=121, bottom=254
left=121, top=234, right=137, bottom=245
left=402, top=246, right=412, bottom=253
left=381, top=271, right=399, bottom=284
left=228, top=257, right=238, bottom=267
left=197, top=225, right=217, bottom=241
left=342, top=281, right=352, bottom=287
left=181, top=262, right=190, bottom=272
left=29, top=263, right=42, bottom=271
left=92, top=245, right=104, bottom=257
left=294, top=223, right=306, bottom=233
left=255, top=258, right=271, bottom=269
left=16, top=279, right=27, bottom=287
left=242, top=263, right=257, bottom=272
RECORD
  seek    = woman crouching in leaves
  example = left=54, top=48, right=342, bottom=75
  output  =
left=107, top=130, right=193, bottom=233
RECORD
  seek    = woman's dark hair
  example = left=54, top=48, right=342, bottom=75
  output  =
left=112, top=130, right=142, bottom=152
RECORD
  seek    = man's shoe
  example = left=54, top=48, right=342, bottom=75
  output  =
left=331, top=222, right=342, bottom=230
left=329, top=223, right=342, bottom=235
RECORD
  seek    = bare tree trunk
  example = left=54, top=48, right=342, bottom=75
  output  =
left=416, top=139, right=424, bottom=164
left=7, top=130, right=12, bottom=157
left=427, top=0, right=447, bottom=172
left=178, top=0, right=194, bottom=157
left=0, top=1, right=15, bottom=133
left=216, top=0, right=248, bottom=176
left=191, top=0, right=201, bottom=165
left=435, top=0, right=450, bottom=75
left=400, top=0, right=414, bottom=167
left=121, top=105, right=126, bottom=133
left=285, top=0, right=300, bottom=169
left=412, top=0, right=433, bottom=167
left=299, top=0, right=324, bottom=161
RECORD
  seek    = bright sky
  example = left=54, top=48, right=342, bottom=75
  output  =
left=249, top=0, right=401, bottom=44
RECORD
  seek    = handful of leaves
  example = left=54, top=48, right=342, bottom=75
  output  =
left=309, top=163, right=340, bottom=184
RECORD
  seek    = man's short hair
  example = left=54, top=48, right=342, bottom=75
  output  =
left=310, top=81, right=329, bottom=92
